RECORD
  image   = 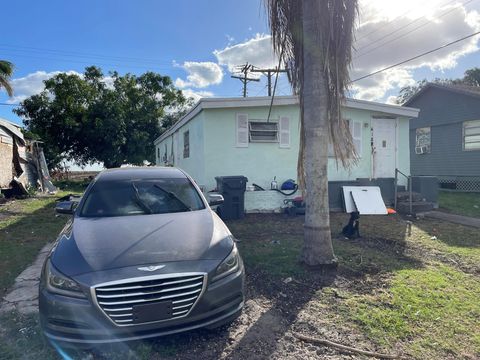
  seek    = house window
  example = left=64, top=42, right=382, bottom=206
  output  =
left=249, top=121, right=278, bottom=143
left=183, top=131, right=190, bottom=158
left=415, top=127, right=431, bottom=154
left=157, top=147, right=160, bottom=159
left=463, top=120, right=480, bottom=151
left=328, top=119, right=362, bottom=157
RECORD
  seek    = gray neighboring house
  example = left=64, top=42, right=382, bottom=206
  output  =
left=404, top=83, right=480, bottom=192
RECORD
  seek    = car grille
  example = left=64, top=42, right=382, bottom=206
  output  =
left=93, top=273, right=206, bottom=326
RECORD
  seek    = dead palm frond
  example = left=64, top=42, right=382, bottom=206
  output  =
left=265, top=0, right=358, bottom=187
left=0, top=60, right=14, bottom=97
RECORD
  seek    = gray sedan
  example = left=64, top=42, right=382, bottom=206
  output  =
left=39, top=167, right=244, bottom=347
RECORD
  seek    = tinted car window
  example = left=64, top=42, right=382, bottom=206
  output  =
left=80, top=178, right=205, bottom=217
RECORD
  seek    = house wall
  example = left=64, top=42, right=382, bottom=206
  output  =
left=0, top=128, right=13, bottom=188
left=155, top=112, right=207, bottom=188
left=408, top=87, right=480, bottom=177
left=202, top=105, right=299, bottom=191
left=202, top=105, right=410, bottom=191
left=155, top=103, right=412, bottom=200
left=0, top=142, right=13, bottom=188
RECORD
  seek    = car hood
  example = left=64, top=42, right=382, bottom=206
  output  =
left=51, top=209, right=233, bottom=276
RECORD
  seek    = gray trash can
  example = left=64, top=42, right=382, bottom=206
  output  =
left=215, top=176, right=248, bottom=220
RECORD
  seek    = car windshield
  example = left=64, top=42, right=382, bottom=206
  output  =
left=80, top=177, right=205, bottom=217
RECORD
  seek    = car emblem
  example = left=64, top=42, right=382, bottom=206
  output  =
left=137, top=265, right=165, bottom=272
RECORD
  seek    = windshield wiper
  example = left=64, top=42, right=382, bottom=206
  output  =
left=153, top=184, right=192, bottom=211
left=131, top=182, right=153, bottom=214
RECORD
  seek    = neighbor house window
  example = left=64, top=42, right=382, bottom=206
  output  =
left=415, top=127, right=431, bottom=154
left=183, top=131, right=190, bottom=158
left=249, top=121, right=278, bottom=142
left=463, top=120, right=480, bottom=151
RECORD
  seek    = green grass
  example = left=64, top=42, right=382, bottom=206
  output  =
left=0, top=207, right=478, bottom=359
left=410, top=219, right=480, bottom=271
left=339, top=264, right=480, bottom=358
left=438, top=191, right=480, bottom=218
left=52, top=179, right=91, bottom=193
left=0, top=191, right=82, bottom=296
left=230, top=214, right=479, bottom=359
left=230, top=213, right=424, bottom=278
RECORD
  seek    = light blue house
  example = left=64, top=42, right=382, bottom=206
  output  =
left=154, top=96, right=419, bottom=212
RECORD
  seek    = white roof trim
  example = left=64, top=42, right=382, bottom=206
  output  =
left=154, top=96, right=419, bottom=144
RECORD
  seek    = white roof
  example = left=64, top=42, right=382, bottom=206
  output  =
left=155, top=95, right=419, bottom=144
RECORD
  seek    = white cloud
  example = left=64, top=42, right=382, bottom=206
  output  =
left=208, top=3, right=480, bottom=103
left=7, top=70, right=80, bottom=103
left=181, top=89, right=214, bottom=102
left=213, top=33, right=278, bottom=72
left=352, top=1, right=480, bottom=101
left=175, top=61, right=223, bottom=89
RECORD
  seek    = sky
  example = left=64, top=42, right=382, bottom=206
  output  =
left=2, top=0, right=480, bottom=127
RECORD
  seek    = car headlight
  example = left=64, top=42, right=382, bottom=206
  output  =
left=213, top=245, right=240, bottom=281
left=45, top=260, right=85, bottom=298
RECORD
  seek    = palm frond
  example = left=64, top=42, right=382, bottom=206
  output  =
left=0, top=77, right=13, bottom=97
left=0, top=60, right=14, bottom=76
left=0, top=60, right=14, bottom=96
left=265, top=0, right=358, bottom=188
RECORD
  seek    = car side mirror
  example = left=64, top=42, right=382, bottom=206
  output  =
left=55, top=201, right=75, bottom=215
left=208, top=193, right=224, bottom=207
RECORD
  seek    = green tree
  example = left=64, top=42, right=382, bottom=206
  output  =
left=266, top=0, right=358, bottom=266
left=0, top=60, right=14, bottom=96
left=14, top=66, right=187, bottom=169
left=462, top=67, right=480, bottom=86
left=396, top=67, right=480, bottom=104
left=396, top=78, right=455, bottom=105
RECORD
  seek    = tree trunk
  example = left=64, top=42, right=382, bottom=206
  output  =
left=300, top=0, right=336, bottom=266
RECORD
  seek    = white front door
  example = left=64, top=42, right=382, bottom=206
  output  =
left=372, top=119, right=396, bottom=178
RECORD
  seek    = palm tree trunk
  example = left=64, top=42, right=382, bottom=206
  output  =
left=300, top=0, right=336, bottom=266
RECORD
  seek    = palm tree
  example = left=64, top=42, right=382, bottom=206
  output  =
left=266, top=0, right=358, bottom=266
left=0, top=60, right=14, bottom=96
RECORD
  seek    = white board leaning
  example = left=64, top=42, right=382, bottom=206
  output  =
left=342, top=186, right=388, bottom=215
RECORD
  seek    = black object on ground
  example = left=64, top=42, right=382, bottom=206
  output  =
left=215, top=176, right=248, bottom=220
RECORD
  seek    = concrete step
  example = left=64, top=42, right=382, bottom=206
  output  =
left=397, top=201, right=435, bottom=215
left=396, top=191, right=425, bottom=202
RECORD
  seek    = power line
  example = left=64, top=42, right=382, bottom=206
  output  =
left=355, top=0, right=460, bottom=52
left=351, top=30, right=480, bottom=83
left=0, top=103, right=19, bottom=106
left=231, top=63, right=260, bottom=97
left=0, top=44, right=172, bottom=65
left=354, top=0, right=477, bottom=60
left=250, top=66, right=288, bottom=96
left=0, top=51, right=173, bottom=72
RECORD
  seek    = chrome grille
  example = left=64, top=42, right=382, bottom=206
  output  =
left=93, top=273, right=206, bottom=326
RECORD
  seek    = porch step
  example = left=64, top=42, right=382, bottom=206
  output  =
left=397, top=201, right=435, bottom=215
left=396, top=191, right=425, bottom=202
left=396, top=185, right=406, bottom=192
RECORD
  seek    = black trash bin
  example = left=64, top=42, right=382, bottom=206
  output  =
left=215, top=176, right=248, bottom=220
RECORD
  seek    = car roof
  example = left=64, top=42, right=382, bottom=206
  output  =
left=96, top=167, right=186, bottom=182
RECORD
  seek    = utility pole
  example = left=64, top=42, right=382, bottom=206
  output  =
left=250, top=67, right=288, bottom=96
left=231, top=63, right=260, bottom=97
